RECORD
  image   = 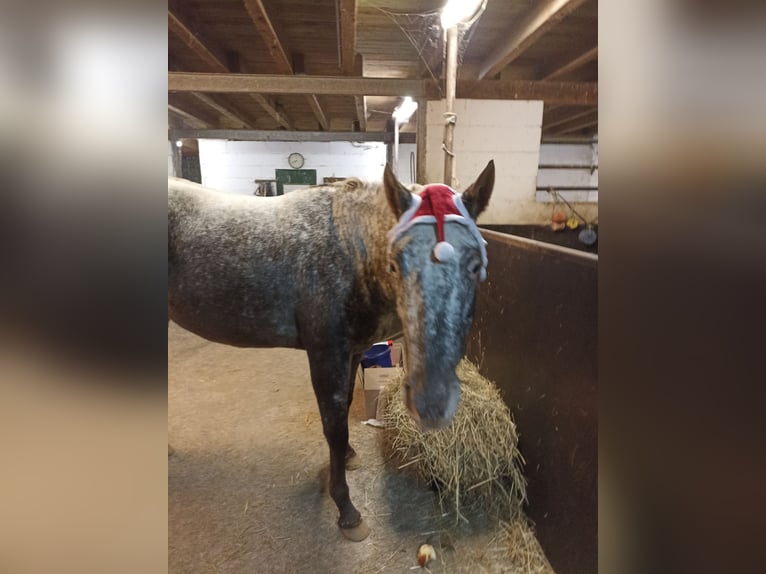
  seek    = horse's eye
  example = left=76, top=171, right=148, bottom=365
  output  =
left=389, top=261, right=399, bottom=274
left=469, top=261, right=482, bottom=276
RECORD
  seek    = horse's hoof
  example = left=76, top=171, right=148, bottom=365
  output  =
left=340, top=519, right=370, bottom=542
left=345, top=452, right=362, bottom=471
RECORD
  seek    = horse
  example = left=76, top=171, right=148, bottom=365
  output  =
left=168, top=161, right=495, bottom=541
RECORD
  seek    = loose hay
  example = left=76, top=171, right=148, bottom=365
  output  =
left=381, top=359, right=527, bottom=521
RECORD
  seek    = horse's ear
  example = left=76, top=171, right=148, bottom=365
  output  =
left=461, top=160, right=495, bottom=220
left=383, top=163, right=412, bottom=219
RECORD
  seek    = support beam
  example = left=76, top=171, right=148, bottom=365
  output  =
left=543, top=107, right=597, bottom=132
left=168, top=129, right=416, bottom=143
left=250, top=94, right=293, bottom=130
left=292, top=53, right=329, bottom=131
left=478, top=0, right=588, bottom=80
left=168, top=0, right=228, bottom=73
left=554, top=117, right=598, bottom=135
left=169, top=72, right=427, bottom=97
left=338, top=0, right=357, bottom=75
left=306, top=95, right=330, bottom=131
left=541, top=46, right=598, bottom=81
left=449, top=79, right=597, bottom=105
left=353, top=53, right=366, bottom=131
left=243, top=0, right=293, bottom=74
left=168, top=104, right=209, bottom=128
left=416, top=97, right=427, bottom=184
left=168, top=73, right=597, bottom=105
left=191, top=93, right=256, bottom=128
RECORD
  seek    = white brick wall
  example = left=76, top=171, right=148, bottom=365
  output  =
left=425, top=99, right=545, bottom=225
left=197, top=140, right=415, bottom=195
left=425, top=99, right=596, bottom=225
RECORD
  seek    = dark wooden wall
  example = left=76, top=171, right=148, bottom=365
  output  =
left=466, top=229, right=597, bottom=574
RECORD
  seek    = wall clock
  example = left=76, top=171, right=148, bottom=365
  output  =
left=288, top=152, right=305, bottom=169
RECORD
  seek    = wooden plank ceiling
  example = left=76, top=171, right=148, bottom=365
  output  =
left=168, top=0, right=597, bottom=137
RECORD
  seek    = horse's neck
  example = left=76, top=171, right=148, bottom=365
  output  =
left=337, top=186, right=399, bottom=300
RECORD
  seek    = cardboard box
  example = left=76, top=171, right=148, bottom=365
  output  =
left=361, top=343, right=404, bottom=419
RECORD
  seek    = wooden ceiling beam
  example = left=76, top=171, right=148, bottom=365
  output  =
left=541, top=46, right=598, bottom=81
left=546, top=110, right=598, bottom=135
left=167, top=0, right=228, bottom=73
left=250, top=94, right=294, bottom=130
left=243, top=0, right=293, bottom=74
left=338, top=0, right=358, bottom=75
left=555, top=117, right=598, bottom=135
left=168, top=104, right=209, bottom=128
left=544, top=107, right=598, bottom=131
left=306, top=95, right=330, bottom=131
left=168, top=72, right=427, bottom=97
left=190, top=93, right=257, bottom=129
left=453, top=79, right=597, bottom=105
left=478, top=0, right=588, bottom=81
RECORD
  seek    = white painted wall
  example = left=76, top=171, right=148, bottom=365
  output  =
left=424, top=99, right=598, bottom=225
left=197, top=140, right=400, bottom=195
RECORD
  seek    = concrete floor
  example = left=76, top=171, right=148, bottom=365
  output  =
left=169, top=322, right=542, bottom=573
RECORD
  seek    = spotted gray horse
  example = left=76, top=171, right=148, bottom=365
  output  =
left=168, top=161, right=495, bottom=540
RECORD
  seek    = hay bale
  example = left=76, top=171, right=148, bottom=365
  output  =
left=380, top=359, right=527, bottom=520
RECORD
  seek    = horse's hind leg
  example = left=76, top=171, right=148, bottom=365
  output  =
left=307, top=347, right=369, bottom=541
left=345, top=352, right=362, bottom=471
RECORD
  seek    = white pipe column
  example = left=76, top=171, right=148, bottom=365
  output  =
left=442, top=24, right=458, bottom=187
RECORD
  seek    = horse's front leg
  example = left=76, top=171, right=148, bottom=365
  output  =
left=307, top=346, right=370, bottom=541
left=344, top=352, right=362, bottom=471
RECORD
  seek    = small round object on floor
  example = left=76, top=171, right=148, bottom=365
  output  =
left=340, top=519, right=370, bottom=542
left=417, top=543, right=437, bottom=567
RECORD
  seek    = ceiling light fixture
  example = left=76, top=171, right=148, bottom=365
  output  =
left=440, top=0, right=485, bottom=29
left=392, top=96, right=418, bottom=124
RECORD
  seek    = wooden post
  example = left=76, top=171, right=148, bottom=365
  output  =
left=416, top=97, right=427, bottom=184
left=385, top=119, right=395, bottom=167
left=443, top=25, right=458, bottom=186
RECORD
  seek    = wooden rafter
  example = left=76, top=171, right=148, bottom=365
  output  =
left=169, top=0, right=301, bottom=130
left=544, top=107, right=597, bottom=131
left=555, top=117, right=598, bottom=135
left=542, top=46, right=598, bottom=81
left=478, top=0, right=588, bottom=80
left=191, top=93, right=256, bottom=128
left=243, top=0, right=293, bottom=74
left=168, top=0, right=228, bottom=72
left=306, top=95, right=330, bottom=131
left=241, top=1, right=329, bottom=130
left=338, top=0, right=357, bottom=75
left=250, top=94, right=294, bottom=130
left=168, top=104, right=209, bottom=128
left=546, top=110, right=598, bottom=134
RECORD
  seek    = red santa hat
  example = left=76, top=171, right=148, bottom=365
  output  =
left=387, top=183, right=488, bottom=280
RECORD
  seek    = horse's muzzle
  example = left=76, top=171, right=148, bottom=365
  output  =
left=403, top=378, right=460, bottom=430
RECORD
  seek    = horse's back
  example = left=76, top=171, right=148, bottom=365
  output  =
left=167, top=179, right=349, bottom=349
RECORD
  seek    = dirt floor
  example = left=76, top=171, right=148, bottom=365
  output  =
left=169, top=322, right=548, bottom=573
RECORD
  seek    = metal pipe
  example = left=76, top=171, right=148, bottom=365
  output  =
left=443, top=25, right=458, bottom=186
left=393, top=120, right=400, bottom=175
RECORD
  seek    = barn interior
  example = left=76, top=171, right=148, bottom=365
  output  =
left=168, top=1, right=598, bottom=572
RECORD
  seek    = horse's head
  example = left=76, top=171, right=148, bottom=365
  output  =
left=383, top=161, right=495, bottom=429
